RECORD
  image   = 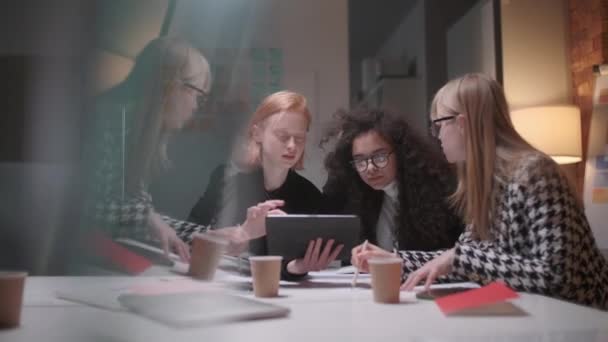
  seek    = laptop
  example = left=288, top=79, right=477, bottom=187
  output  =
left=119, top=291, right=290, bottom=327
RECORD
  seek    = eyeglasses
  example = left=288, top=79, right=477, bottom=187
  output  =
left=430, top=115, right=458, bottom=137
left=182, top=82, right=209, bottom=108
left=350, top=151, right=393, bottom=173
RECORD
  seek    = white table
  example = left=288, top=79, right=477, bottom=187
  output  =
left=2, top=271, right=607, bottom=342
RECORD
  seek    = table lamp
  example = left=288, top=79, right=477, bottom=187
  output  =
left=510, top=105, right=582, bottom=164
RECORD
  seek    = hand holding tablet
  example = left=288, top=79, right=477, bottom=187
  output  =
left=286, top=238, right=344, bottom=274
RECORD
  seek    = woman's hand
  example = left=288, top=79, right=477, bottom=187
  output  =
left=240, top=200, right=286, bottom=240
left=148, top=212, right=190, bottom=262
left=350, top=241, right=394, bottom=273
left=401, top=248, right=455, bottom=291
left=205, top=226, right=248, bottom=255
left=287, top=238, right=344, bottom=275
left=206, top=200, right=285, bottom=256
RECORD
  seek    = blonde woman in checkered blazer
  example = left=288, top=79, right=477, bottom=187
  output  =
left=352, top=73, right=608, bottom=310
left=85, top=37, right=282, bottom=261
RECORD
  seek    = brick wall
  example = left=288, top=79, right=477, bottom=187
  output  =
left=568, top=0, right=608, bottom=194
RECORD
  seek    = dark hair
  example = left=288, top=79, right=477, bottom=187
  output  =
left=321, top=107, right=462, bottom=250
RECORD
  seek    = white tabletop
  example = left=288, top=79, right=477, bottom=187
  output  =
left=2, top=270, right=607, bottom=342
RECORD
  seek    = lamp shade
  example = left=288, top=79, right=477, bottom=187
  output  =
left=510, top=105, right=582, bottom=164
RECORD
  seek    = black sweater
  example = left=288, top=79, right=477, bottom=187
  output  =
left=188, top=165, right=323, bottom=280
left=189, top=165, right=323, bottom=228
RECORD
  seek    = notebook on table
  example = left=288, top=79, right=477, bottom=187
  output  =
left=118, top=291, right=290, bottom=327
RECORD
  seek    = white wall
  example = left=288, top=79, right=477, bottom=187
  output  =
left=376, top=1, right=426, bottom=78
left=501, top=0, right=571, bottom=110
left=278, top=0, right=350, bottom=188
left=374, top=1, right=427, bottom=132
left=153, top=0, right=349, bottom=218
left=447, top=0, right=496, bottom=80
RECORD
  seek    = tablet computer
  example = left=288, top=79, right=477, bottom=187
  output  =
left=265, top=214, right=361, bottom=261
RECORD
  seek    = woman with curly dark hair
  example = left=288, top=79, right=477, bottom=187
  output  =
left=321, top=107, right=463, bottom=254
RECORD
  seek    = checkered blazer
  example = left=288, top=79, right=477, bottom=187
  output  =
left=397, top=152, right=608, bottom=310
left=85, top=106, right=208, bottom=244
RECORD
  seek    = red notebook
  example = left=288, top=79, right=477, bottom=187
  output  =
left=89, top=232, right=153, bottom=275
left=435, top=281, right=521, bottom=315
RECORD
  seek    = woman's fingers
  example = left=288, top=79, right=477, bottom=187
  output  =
left=351, top=243, right=366, bottom=267
left=424, top=268, right=438, bottom=291
left=250, top=200, right=283, bottom=220
left=177, top=239, right=190, bottom=262
left=402, top=270, right=418, bottom=290
left=303, top=240, right=315, bottom=266
left=402, top=268, right=427, bottom=291
left=161, top=236, right=170, bottom=258
left=317, top=239, right=335, bottom=266
left=311, top=238, right=323, bottom=271
left=256, top=200, right=285, bottom=212
left=246, top=206, right=257, bottom=220
left=352, top=242, right=383, bottom=268
left=168, top=236, right=186, bottom=262
left=356, top=250, right=389, bottom=273
left=262, top=199, right=285, bottom=207
left=268, top=209, right=287, bottom=216
left=351, top=246, right=360, bottom=267
left=357, top=249, right=393, bottom=260
left=327, top=244, right=344, bottom=264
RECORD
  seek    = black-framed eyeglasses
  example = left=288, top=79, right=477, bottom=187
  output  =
left=350, top=150, right=393, bottom=173
left=182, top=82, right=210, bottom=108
left=430, top=115, right=458, bottom=137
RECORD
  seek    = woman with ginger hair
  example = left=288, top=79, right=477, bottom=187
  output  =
left=189, top=91, right=342, bottom=278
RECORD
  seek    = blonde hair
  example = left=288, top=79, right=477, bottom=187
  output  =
left=235, top=91, right=311, bottom=170
left=430, top=73, right=535, bottom=240
left=103, top=36, right=211, bottom=193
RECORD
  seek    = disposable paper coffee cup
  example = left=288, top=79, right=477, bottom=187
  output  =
left=0, top=271, right=27, bottom=328
left=188, top=234, right=228, bottom=280
left=249, top=256, right=283, bottom=298
left=369, top=257, right=402, bottom=304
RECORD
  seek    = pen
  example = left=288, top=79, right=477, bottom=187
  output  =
left=351, top=240, right=369, bottom=288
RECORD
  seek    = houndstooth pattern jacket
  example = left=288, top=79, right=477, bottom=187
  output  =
left=397, top=152, right=608, bottom=310
left=85, top=106, right=208, bottom=244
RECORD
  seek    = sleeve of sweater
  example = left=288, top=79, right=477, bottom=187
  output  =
left=161, top=215, right=209, bottom=244
left=87, top=108, right=212, bottom=246
left=91, top=126, right=154, bottom=241
left=450, top=155, right=581, bottom=295
left=187, top=164, right=227, bottom=225
left=95, top=186, right=154, bottom=241
left=397, top=247, right=468, bottom=283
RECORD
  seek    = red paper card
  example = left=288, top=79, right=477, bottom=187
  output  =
left=435, top=281, right=519, bottom=315
left=90, top=232, right=153, bottom=275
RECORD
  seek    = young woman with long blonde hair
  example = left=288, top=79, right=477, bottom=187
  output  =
left=353, top=73, right=608, bottom=310
left=86, top=37, right=281, bottom=261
